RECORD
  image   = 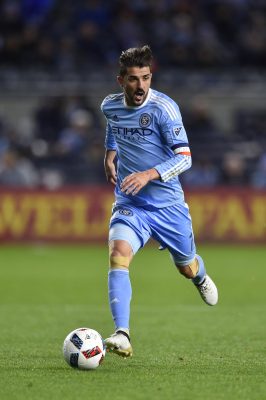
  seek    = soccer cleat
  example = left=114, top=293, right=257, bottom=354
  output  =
left=195, top=275, right=218, bottom=306
left=105, top=330, right=133, bottom=358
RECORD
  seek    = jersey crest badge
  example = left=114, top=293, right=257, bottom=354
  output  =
left=139, top=113, right=151, bottom=127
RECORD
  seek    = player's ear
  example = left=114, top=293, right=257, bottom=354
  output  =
left=117, top=75, right=124, bottom=88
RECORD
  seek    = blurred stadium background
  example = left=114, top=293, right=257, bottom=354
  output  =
left=0, top=0, right=265, bottom=243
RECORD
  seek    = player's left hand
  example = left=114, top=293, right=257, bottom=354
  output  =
left=121, top=169, right=159, bottom=195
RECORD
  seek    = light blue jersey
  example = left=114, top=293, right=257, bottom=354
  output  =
left=101, top=88, right=192, bottom=209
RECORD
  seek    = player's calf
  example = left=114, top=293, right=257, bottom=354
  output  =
left=176, top=258, right=199, bottom=279
left=176, top=255, right=218, bottom=306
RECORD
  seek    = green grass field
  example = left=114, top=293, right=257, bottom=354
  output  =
left=0, top=244, right=265, bottom=400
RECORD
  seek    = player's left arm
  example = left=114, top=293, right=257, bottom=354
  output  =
left=153, top=104, right=192, bottom=182
left=154, top=144, right=192, bottom=183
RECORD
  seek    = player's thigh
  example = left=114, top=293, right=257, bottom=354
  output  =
left=149, top=203, right=196, bottom=266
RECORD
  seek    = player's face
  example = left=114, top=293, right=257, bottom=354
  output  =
left=117, top=66, right=152, bottom=107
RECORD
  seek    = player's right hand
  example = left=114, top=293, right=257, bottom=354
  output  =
left=105, top=163, right=117, bottom=185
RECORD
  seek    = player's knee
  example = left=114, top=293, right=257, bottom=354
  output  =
left=109, top=249, right=131, bottom=269
left=109, top=252, right=130, bottom=269
left=109, top=244, right=132, bottom=270
left=176, top=258, right=199, bottom=279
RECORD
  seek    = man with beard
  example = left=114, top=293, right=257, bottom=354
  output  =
left=100, top=45, right=218, bottom=358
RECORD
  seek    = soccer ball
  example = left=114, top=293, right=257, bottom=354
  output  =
left=63, top=327, right=106, bottom=370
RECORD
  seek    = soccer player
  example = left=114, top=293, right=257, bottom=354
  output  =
left=101, top=45, right=218, bottom=358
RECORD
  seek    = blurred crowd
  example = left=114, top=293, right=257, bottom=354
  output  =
left=0, top=0, right=265, bottom=72
left=0, top=95, right=106, bottom=188
left=0, top=0, right=265, bottom=189
left=180, top=100, right=266, bottom=189
left=0, top=93, right=265, bottom=189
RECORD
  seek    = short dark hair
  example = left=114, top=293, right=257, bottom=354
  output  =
left=119, top=45, right=153, bottom=76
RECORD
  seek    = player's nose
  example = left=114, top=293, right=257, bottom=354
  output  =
left=137, top=79, right=144, bottom=89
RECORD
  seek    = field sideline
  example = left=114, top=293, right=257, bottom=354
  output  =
left=0, top=244, right=265, bottom=400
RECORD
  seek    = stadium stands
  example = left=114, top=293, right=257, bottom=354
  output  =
left=0, top=0, right=265, bottom=188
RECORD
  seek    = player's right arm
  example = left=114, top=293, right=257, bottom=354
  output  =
left=101, top=97, right=118, bottom=186
left=104, top=149, right=117, bottom=185
left=104, top=117, right=118, bottom=185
